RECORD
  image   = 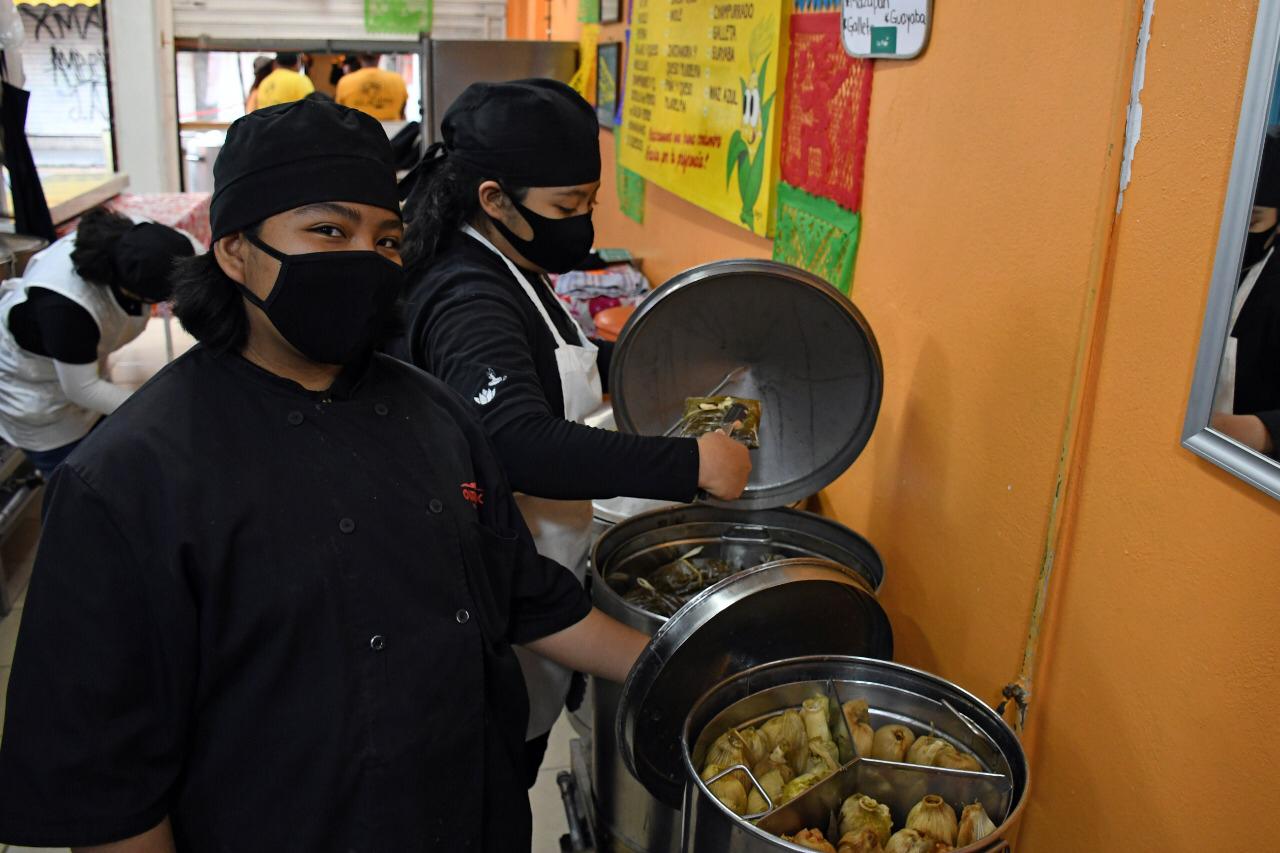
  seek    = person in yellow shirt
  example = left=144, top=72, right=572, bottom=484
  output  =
left=335, top=54, right=408, bottom=121
left=243, top=56, right=274, bottom=113
left=255, top=53, right=314, bottom=109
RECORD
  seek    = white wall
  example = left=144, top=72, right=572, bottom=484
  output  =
left=106, top=0, right=180, bottom=193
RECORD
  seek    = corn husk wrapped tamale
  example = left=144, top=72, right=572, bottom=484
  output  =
left=745, top=745, right=795, bottom=814
left=782, top=828, right=837, bottom=852
left=675, top=395, right=762, bottom=448
left=759, top=709, right=809, bottom=773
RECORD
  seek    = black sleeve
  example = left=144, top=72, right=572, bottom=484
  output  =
left=493, top=412, right=699, bottom=502
left=443, top=381, right=591, bottom=643
left=10, top=288, right=101, bottom=364
left=421, top=292, right=557, bottom=434
left=1258, top=409, right=1280, bottom=461
left=0, top=465, right=195, bottom=847
left=501, top=503, right=594, bottom=645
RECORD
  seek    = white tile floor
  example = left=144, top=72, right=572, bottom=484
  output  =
left=0, top=318, right=579, bottom=852
left=531, top=714, right=578, bottom=852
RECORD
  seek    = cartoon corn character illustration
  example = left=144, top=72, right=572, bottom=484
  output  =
left=726, top=16, right=777, bottom=230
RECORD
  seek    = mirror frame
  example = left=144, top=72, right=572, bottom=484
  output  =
left=1182, top=0, right=1280, bottom=501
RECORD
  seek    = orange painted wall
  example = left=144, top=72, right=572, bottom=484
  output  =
left=513, top=0, right=1280, bottom=847
left=1023, top=1, right=1280, bottom=847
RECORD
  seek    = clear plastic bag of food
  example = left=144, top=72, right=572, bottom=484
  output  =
left=675, top=396, right=762, bottom=448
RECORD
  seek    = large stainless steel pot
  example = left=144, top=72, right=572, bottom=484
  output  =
left=599, top=555, right=890, bottom=845
left=588, top=507, right=886, bottom=852
left=592, top=503, right=885, bottom=632
left=681, top=656, right=1029, bottom=852
left=586, top=259, right=888, bottom=852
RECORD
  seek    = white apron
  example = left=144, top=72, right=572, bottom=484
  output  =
left=461, top=225, right=604, bottom=739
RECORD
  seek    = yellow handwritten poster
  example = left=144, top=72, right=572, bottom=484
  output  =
left=619, top=0, right=784, bottom=237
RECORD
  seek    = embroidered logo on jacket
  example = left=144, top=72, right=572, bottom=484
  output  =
left=461, top=482, right=484, bottom=507
left=473, top=368, right=507, bottom=406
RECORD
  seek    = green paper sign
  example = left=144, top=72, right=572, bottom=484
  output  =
left=580, top=0, right=601, bottom=24
left=772, top=182, right=861, bottom=294
left=870, top=27, right=897, bottom=55
left=616, top=128, right=645, bottom=224
left=365, top=0, right=433, bottom=34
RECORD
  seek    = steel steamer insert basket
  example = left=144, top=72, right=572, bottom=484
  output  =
left=589, top=260, right=1029, bottom=852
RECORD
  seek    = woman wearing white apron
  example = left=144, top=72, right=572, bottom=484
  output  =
left=0, top=208, right=195, bottom=475
left=389, top=79, right=751, bottom=782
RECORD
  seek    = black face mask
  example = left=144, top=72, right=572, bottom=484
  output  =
left=239, top=232, right=403, bottom=365
left=488, top=192, right=594, bottom=274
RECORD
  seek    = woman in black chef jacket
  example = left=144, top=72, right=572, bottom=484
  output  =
left=0, top=99, right=649, bottom=853
left=390, top=79, right=752, bottom=778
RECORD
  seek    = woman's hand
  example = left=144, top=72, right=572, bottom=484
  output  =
left=696, top=428, right=752, bottom=500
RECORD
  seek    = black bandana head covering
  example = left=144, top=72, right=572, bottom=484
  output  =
left=209, top=99, right=400, bottom=242
left=439, top=78, right=600, bottom=187
left=111, top=222, right=195, bottom=301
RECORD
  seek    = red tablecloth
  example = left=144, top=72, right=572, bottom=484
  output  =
left=57, top=192, right=212, bottom=248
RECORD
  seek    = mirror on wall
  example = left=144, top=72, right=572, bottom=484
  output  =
left=1185, top=0, right=1280, bottom=500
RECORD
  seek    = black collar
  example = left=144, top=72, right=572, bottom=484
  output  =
left=211, top=347, right=374, bottom=401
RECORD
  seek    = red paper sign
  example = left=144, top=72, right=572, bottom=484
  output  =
left=781, top=12, right=875, bottom=213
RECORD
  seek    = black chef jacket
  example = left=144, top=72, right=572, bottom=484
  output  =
left=0, top=346, right=591, bottom=852
left=386, top=232, right=699, bottom=501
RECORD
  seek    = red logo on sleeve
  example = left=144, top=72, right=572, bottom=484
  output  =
left=461, top=482, right=484, bottom=507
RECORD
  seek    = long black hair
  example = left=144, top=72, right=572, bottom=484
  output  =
left=248, top=58, right=273, bottom=95
left=170, top=225, right=258, bottom=353
left=401, top=154, right=528, bottom=271
left=69, top=206, right=134, bottom=287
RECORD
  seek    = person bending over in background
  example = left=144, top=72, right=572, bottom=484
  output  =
left=0, top=207, right=194, bottom=476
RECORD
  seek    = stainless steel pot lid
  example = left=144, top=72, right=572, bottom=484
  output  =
left=610, top=259, right=883, bottom=510
left=616, top=557, right=892, bottom=808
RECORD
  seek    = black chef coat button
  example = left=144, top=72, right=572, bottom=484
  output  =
left=374, top=402, right=389, bottom=416
left=429, top=498, right=444, bottom=514
left=369, top=634, right=385, bottom=651
left=287, top=411, right=304, bottom=426
left=455, top=609, right=470, bottom=625
left=339, top=517, right=356, bottom=534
